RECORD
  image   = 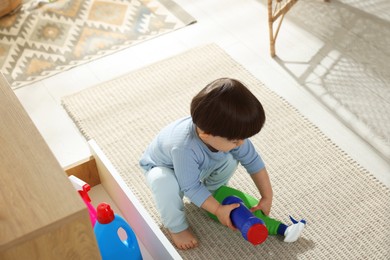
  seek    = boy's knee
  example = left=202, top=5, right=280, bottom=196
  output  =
left=146, top=167, right=180, bottom=193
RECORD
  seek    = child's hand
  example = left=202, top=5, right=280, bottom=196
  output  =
left=250, top=197, right=272, bottom=216
left=215, top=203, right=240, bottom=230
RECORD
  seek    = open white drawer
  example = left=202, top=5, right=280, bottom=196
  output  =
left=88, top=140, right=182, bottom=260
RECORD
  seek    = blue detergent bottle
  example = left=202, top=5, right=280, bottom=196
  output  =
left=94, top=203, right=142, bottom=260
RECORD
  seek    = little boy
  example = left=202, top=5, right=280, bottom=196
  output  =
left=140, top=78, right=305, bottom=250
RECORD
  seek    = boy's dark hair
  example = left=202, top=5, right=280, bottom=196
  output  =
left=191, top=78, right=266, bottom=139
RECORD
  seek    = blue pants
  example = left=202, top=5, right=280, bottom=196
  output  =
left=144, top=154, right=238, bottom=233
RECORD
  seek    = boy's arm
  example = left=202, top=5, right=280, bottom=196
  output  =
left=250, top=167, right=273, bottom=215
left=201, top=195, right=240, bottom=230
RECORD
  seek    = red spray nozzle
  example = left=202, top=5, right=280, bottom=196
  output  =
left=68, top=175, right=92, bottom=202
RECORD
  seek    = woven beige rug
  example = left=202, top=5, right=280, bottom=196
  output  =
left=0, top=0, right=195, bottom=89
left=62, top=44, right=390, bottom=259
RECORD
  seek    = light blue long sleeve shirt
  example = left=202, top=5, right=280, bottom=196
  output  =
left=140, top=116, right=265, bottom=207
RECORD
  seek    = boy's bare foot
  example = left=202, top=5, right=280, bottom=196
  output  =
left=169, top=228, right=199, bottom=250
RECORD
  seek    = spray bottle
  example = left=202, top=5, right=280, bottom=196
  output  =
left=222, top=195, right=268, bottom=245
left=94, top=202, right=142, bottom=260
left=68, top=175, right=97, bottom=226
left=209, top=186, right=269, bottom=245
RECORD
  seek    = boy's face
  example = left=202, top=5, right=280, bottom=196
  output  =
left=202, top=135, right=244, bottom=152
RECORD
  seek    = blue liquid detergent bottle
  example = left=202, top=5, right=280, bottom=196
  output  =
left=94, top=203, right=142, bottom=260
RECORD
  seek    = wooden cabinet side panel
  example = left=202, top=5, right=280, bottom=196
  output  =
left=65, top=158, right=101, bottom=187
left=0, top=211, right=101, bottom=260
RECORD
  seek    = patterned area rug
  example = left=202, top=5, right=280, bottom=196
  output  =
left=0, top=0, right=195, bottom=89
left=62, top=44, right=390, bottom=259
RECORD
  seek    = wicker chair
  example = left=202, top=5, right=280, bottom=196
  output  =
left=268, top=0, right=329, bottom=57
left=0, top=0, right=22, bottom=18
